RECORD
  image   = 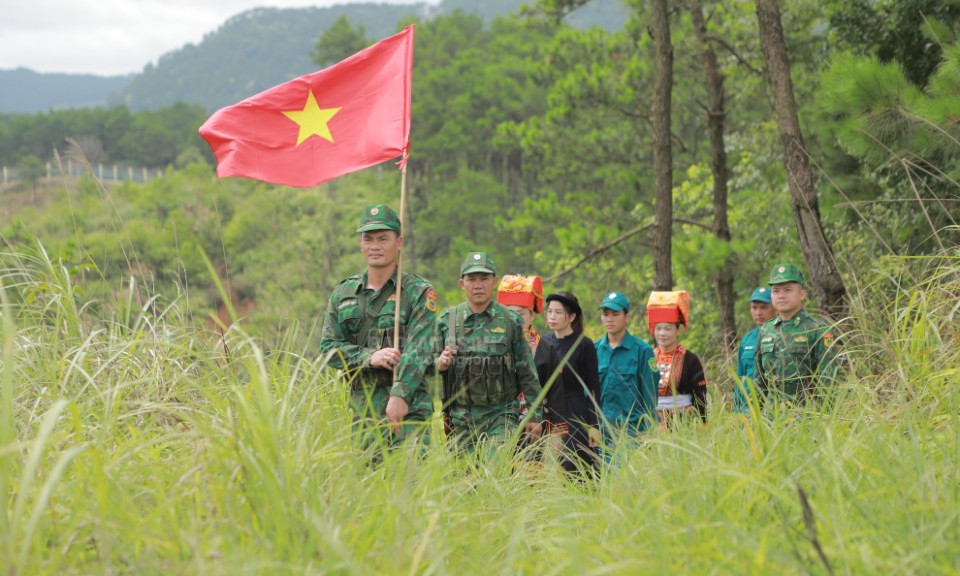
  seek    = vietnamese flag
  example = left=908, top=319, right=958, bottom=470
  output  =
left=199, top=26, right=414, bottom=188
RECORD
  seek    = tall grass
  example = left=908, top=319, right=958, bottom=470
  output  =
left=1, top=243, right=958, bottom=574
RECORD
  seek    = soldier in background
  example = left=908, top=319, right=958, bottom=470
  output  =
left=734, top=287, right=776, bottom=415
left=320, top=204, right=438, bottom=441
left=755, top=264, right=839, bottom=407
left=437, top=252, right=543, bottom=450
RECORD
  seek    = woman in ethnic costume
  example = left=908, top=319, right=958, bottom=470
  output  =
left=647, top=291, right=708, bottom=427
left=497, top=275, right=561, bottom=418
left=543, top=291, right=601, bottom=473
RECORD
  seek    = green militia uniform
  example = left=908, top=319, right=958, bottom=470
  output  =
left=438, top=302, right=542, bottom=447
left=320, top=270, right=438, bottom=438
left=755, top=309, right=838, bottom=404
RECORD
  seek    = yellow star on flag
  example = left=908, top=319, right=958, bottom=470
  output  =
left=282, top=90, right=342, bottom=146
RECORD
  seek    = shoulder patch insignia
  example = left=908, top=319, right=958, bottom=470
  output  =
left=823, top=331, right=835, bottom=348
left=337, top=298, right=357, bottom=310
left=648, top=357, right=658, bottom=372
left=490, top=327, right=506, bottom=333
left=425, top=289, right=438, bottom=313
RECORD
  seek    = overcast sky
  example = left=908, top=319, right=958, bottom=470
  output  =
left=1, top=0, right=435, bottom=76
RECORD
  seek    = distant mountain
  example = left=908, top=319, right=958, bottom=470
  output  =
left=113, top=3, right=433, bottom=112
left=1, top=0, right=627, bottom=114
left=0, top=68, right=134, bottom=114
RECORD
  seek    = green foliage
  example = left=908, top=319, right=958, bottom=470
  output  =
left=114, top=103, right=210, bottom=167
left=0, top=104, right=210, bottom=169
left=816, top=39, right=960, bottom=255
left=499, top=19, right=655, bottom=293
left=825, top=0, right=960, bottom=87
left=311, top=15, right=371, bottom=67
left=436, top=0, right=627, bottom=29
left=819, top=55, right=926, bottom=165
left=0, top=163, right=402, bottom=345
left=495, top=0, right=823, bottom=354
left=403, top=12, right=555, bottom=288
left=14, top=155, right=44, bottom=190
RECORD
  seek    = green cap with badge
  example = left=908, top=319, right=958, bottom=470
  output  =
left=749, top=287, right=772, bottom=303
left=460, top=252, right=497, bottom=277
left=598, top=291, right=630, bottom=312
left=356, top=204, right=401, bottom=233
left=768, top=263, right=804, bottom=285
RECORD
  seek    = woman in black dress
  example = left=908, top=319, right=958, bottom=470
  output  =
left=543, top=291, right=601, bottom=474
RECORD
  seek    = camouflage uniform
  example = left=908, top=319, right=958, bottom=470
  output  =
left=754, top=264, right=839, bottom=406
left=439, top=252, right=542, bottom=449
left=319, top=205, right=438, bottom=441
left=755, top=310, right=838, bottom=403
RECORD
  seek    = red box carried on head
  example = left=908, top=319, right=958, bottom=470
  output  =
left=497, top=275, right=544, bottom=313
left=647, top=290, right=690, bottom=334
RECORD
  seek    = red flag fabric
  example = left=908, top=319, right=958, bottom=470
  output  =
left=199, top=25, right=414, bottom=188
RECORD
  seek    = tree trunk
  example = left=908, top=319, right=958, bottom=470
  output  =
left=650, top=0, right=674, bottom=291
left=690, top=0, right=736, bottom=350
left=755, top=0, right=847, bottom=318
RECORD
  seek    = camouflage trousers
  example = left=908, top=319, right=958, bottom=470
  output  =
left=447, top=400, right=522, bottom=451
left=349, top=386, right=434, bottom=446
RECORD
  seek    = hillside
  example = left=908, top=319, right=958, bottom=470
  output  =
left=112, top=3, right=433, bottom=112
left=0, top=68, right=134, bottom=114
left=0, top=0, right=627, bottom=114
left=115, top=0, right=627, bottom=112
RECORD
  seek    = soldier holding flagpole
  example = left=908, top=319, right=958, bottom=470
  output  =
left=199, top=27, right=429, bottom=442
left=320, top=204, right=439, bottom=442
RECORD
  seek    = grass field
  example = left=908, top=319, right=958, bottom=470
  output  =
left=1, top=245, right=958, bottom=575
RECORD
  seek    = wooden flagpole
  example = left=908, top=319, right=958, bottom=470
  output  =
left=392, top=28, right=413, bottom=379
left=392, top=162, right=408, bottom=357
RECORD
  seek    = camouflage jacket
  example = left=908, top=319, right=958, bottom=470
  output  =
left=320, top=270, right=438, bottom=402
left=437, top=301, right=542, bottom=418
left=755, top=309, right=839, bottom=402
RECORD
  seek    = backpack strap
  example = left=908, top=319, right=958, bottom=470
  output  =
left=503, top=304, right=515, bottom=352
left=355, top=280, right=397, bottom=347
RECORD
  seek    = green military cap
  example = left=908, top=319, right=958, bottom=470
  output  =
left=460, top=252, right=497, bottom=277
left=356, top=204, right=401, bottom=233
left=749, top=287, right=772, bottom=303
left=768, top=263, right=804, bottom=285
